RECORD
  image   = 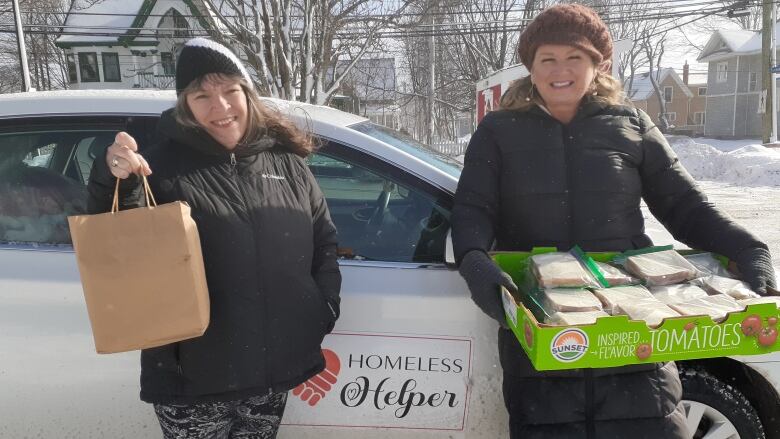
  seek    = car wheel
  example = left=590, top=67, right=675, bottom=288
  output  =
left=680, top=367, right=765, bottom=439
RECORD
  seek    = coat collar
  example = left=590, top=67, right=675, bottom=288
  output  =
left=157, top=108, right=277, bottom=158
left=529, top=95, right=607, bottom=124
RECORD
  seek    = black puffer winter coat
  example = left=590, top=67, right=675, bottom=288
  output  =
left=452, top=100, right=768, bottom=438
left=87, top=109, right=341, bottom=405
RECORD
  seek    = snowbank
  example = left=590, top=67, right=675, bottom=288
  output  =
left=667, top=137, right=780, bottom=187
left=451, top=135, right=780, bottom=187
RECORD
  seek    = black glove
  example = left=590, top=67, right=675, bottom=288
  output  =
left=458, top=250, right=518, bottom=327
left=736, top=247, right=777, bottom=295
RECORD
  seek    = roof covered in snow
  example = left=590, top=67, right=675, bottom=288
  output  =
left=625, top=68, right=693, bottom=101
left=55, top=0, right=210, bottom=47
left=697, top=25, right=780, bottom=62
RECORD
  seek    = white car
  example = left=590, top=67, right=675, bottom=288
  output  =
left=0, top=90, right=777, bottom=439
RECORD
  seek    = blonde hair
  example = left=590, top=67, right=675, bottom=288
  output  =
left=499, top=70, right=626, bottom=112
left=174, top=73, right=314, bottom=157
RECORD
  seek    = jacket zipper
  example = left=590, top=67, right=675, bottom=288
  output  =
left=585, top=368, right=594, bottom=438
left=229, top=152, right=272, bottom=396
left=176, top=344, right=183, bottom=375
left=562, top=126, right=593, bottom=437
left=561, top=125, right=576, bottom=246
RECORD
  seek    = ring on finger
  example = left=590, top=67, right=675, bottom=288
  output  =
left=111, top=156, right=120, bottom=167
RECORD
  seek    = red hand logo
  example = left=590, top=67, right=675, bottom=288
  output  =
left=293, top=349, right=341, bottom=406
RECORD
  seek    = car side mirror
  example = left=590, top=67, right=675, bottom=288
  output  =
left=445, top=228, right=456, bottom=267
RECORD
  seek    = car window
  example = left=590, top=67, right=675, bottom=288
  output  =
left=350, top=121, right=463, bottom=179
left=0, top=117, right=158, bottom=246
left=307, top=148, right=451, bottom=263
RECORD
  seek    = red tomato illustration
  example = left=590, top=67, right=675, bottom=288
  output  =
left=741, top=315, right=763, bottom=337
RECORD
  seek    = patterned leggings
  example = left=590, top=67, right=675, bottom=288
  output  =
left=153, top=392, right=287, bottom=439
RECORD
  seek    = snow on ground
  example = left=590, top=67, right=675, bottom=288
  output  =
left=666, top=136, right=780, bottom=187
left=643, top=180, right=780, bottom=275
left=682, top=137, right=765, bottom=152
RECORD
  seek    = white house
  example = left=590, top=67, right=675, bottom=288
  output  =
left=55, top=0, right=211, bottom=90
left=697, top=25, right=780, bottom=137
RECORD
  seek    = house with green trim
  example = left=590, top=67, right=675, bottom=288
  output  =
left=55, top=0, right=211, bottom=90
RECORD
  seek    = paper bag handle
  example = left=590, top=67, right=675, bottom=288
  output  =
left=112, top=175, right=158, bottom=213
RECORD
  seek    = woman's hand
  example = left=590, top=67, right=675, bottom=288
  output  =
left=736, top=247, right=777, bottom=295
left=458, top=250, right=518, bottom=328
left=105, top=132, right=152, bottom=179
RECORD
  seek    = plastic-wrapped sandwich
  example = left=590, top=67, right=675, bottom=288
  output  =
left=595, top=262, right=637, bottom=286
left=547, top=310, right=610, bottom=326
left=615, top=298, right=680, bottom=327
left=591, top=285, right=654, bottom=314
left=540, top=288, right=603, bottom=314
left=623, top=249, right=698, bottom=286
left=669, top=294, right=742, bottom=322
left=684, top=252, right=733, bottom=278
left=650, top=283, right=709, bottom=305
left=531, top=252, right=600, bottom=288
left=693, top=275, right=759, bottom=300
left=738, top=296, right=780, bottom=307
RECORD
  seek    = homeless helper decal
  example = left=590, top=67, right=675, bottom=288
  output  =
left=282, top=332, right=472, bottom=430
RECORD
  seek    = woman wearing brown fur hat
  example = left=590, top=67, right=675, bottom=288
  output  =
left=452, top=3, right=774, bottom=438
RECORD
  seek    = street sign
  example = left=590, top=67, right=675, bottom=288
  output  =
left=771, top=65, right=780, bottom=74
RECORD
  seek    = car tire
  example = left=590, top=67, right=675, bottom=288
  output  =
left=680, top=366, right=765, bottom=439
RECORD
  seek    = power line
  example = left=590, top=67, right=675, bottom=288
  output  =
left=12, top=0, right=759, bottom=21
left=1, top=4, right=740, bottom=37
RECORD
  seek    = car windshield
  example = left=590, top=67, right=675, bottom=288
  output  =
left=350, top=122, right=462, bottom=178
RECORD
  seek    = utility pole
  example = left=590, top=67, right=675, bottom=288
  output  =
left=427, top=5, right=436, bottom=146
left=12, top=0, right=32, bottom=92
left=762, top=0, right=776, bottom=143
left=772, top=2, right=778, bottom=143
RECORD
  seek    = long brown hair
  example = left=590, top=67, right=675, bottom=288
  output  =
left=499, top=70, right=627, bottom=112
left=174, top=73, right=314, bottom=157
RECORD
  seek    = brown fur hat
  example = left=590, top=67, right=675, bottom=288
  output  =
left=518, top=3, right=613, bottom=70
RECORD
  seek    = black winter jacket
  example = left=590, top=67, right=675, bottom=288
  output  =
left=87, top=109, right=341, bottom=405
left=452, top=100, right=767, bottom=438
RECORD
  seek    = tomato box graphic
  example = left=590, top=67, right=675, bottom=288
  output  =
left=550, top=328, right=589, bottom=362
left=494, top=250, right=780, bottom=371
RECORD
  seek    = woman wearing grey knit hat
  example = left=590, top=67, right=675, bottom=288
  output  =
left=87, top=37, right=341, bottom=438
left=452, top=3, right=774, bottom=438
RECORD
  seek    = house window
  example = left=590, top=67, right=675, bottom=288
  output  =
left=66, top=54, right=77, bottom=83
left=157, top=8, right=190, bottom=38
left=78, top=52, right=99, bottom=82
left=749, top=72, right=758, bottom=91
left=101, top=53, right=121, bottom=82
left=663, top=86, right=673, bottom=103
left=698, top=87, right=706, bottom=96
left=694, top=112, right=705, bottom=125
left=716, top=62, right=728, bottom=83
left=383, top=113, right=397, bottom=129
left=368, top=113, right=397, bottom=129
left=161, top=52, right=175, bottom=75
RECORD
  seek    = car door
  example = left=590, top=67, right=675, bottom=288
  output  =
left=0, top=115, right=161, bottom=438
left=0, top=115, right=507, bottom=439
left=280, top=140, right=508, bottom=438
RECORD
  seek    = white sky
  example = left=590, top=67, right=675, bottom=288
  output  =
left=655, top=13, right=756, bottom=83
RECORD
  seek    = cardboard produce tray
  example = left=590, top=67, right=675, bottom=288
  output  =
left=494, top=249, right=780, bottom=371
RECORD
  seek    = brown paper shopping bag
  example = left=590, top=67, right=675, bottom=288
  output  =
left=68, top=177, right=210, bottom=353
